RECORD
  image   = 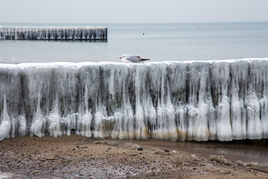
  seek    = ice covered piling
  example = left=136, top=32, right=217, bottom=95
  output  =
left=0, top=26, right=107, bottom=40
left=1, top=59, right=268, bottom=141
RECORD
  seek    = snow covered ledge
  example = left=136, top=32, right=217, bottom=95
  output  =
left=0, top=58, right=268, bottom=142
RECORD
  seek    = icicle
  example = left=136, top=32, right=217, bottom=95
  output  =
left=80, top=85, right=92, bottom=137
left=18, top=115, right=26, bottom=137
left=176, top=106, right=187, bottom=141
left=134, top=66, right=150, bottom=140
left=246, top=90, right=262, bottom=139
left=30, top=93, right=46, bottom=137
left=47, top=102, right=62, bottom=137
left=0, top=96, right=11, bottom=140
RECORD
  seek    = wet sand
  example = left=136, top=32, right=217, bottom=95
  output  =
left=0, top=134, right=268, bottom=178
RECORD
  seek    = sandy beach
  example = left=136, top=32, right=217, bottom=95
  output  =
left=0, top=134, right=267, bottom=179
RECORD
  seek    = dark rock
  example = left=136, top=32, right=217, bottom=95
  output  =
left=164, top=149, right=169, bottom=152
left=138, top=147, right=143, bottom=151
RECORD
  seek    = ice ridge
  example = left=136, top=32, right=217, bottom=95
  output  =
left=0, top=59, right=268, bottom=141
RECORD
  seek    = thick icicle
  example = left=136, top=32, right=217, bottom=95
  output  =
left=0, top=96, right=11, bottom=140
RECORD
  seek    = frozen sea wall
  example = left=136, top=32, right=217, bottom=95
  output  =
left=0, top=59, right=268, bottom=141
left=0, top=26, right=107, bottom=40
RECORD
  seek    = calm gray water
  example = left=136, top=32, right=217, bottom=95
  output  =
left=0, top=22, right=268, bottom=63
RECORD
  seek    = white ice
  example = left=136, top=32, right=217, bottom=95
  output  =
left=0, top=58, right=268, bottom=141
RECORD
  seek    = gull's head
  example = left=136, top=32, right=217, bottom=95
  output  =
left=120, top=54, right=127, bottom=59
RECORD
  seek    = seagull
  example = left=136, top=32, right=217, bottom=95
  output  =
left=120, top=54, right=150, bottom=63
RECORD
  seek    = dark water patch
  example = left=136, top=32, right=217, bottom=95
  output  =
left=127, top=139, right=268, bottom=166
left=198, top=139, right=268, bottom=146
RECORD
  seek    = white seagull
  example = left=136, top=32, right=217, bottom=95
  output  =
left=120, top=54, right=150, bottom=63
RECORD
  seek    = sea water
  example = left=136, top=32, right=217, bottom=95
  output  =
left=0, top=22, right=267, bottom=63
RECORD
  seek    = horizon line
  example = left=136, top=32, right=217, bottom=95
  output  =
left=1, top=21, right=268, bottom=25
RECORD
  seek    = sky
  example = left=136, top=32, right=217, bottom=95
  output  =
left=0, top=0, right=267, bottom=24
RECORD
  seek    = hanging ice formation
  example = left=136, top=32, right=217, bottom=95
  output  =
left=0, top=26, right=107, bottom=40
left=1, top=59, right=268, bottom=141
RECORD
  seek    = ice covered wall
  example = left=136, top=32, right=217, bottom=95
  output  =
left=0, top=59, right=268, bottom=141
left=0, top=27, right=107, bottom=40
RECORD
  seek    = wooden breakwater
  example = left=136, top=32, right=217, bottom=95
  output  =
left=0, top=26, right=107, bottom=41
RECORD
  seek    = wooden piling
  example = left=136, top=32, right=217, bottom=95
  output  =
left=0, top=26, right=107, bottom=41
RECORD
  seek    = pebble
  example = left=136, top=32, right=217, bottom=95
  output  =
left=206, top=163, right=214, bottom=168
left=153, top=150, right=170, bottom=155
left=190, top=154, right=196, bottom=158
left=237, top=160, right=246, bottom=166
left=108, top=141, right=119, bottom=146
left=129, top=146, right=138, bottom=150
left=210, top=155, right=232, bottom=165
left=150, top=148, right=159, bottom=151
left=247, top=162, right=259, bottom=167
left=130, top=153, right=138, bottom=156
left=220, top=169, right=231, bottom=174
left=46, top=158, right=58, bottom=160
left=138, top=147, right=143, bottom=151
left=123, top=143, right=140, bottom=150
left=94, top=141, right=102, bottom=144
left=171, top=150, right=178, bottom=154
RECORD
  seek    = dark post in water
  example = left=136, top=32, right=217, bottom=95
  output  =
left=0, top=26, right=107, bottom=41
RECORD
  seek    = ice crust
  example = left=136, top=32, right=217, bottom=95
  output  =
left=0, top=26, right=107, bottom=40
left=0, top=59, right=268, bottom=141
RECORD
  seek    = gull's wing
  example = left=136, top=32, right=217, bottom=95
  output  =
left=125, top=55, right=140, bottom=62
